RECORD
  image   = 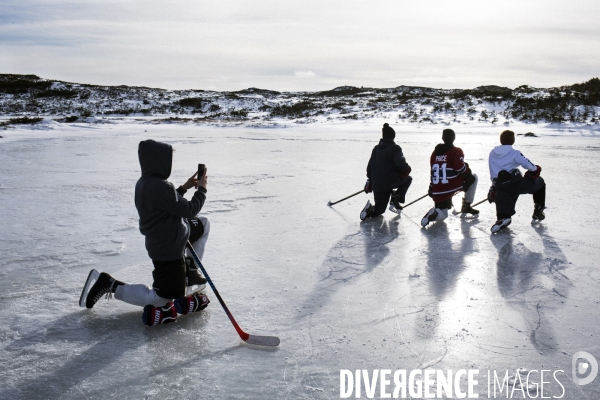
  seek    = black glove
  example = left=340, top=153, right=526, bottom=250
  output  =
left=524, top=165, right=542, bottom=180
left=364, top=179, right=372, bottom=194
left=428, top=184, right=433, bottom=197
left=399, top=166, right=411, bottom=179
left=487, top=185, right=496, bottom=203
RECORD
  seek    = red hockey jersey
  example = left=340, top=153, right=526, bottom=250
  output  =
left=429, top=145, right=466, bottom=202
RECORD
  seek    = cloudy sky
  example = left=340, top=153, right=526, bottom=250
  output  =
left=1, top=0, right=598, bottom=91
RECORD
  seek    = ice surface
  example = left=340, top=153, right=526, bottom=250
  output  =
left=0, top=121, right=599, bottom=399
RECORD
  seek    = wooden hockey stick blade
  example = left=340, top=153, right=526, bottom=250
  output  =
left=245, top=334, right=281, bottom=347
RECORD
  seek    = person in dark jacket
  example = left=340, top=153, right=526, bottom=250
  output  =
left=360, top=123, right=412, bottom=220
left=79, top=139, right=211, bottom=326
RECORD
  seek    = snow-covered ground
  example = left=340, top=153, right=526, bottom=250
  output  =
left=0, top=121, right=599, bottom=399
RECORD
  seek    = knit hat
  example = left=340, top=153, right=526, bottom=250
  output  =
left=382, top=123, right=395, bottom=140
left=442, top=129, right=455, bottom=145
left=500, top=130, right=515, bottom=145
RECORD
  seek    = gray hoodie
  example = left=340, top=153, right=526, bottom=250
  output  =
left=488, top=144, right=536, bottom=182
left=135, top=139, right=206, bottom=261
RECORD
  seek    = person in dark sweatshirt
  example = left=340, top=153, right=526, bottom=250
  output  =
left=79, top=139, right=211, bottom=326
left=360, top=123, right=412, bottom=220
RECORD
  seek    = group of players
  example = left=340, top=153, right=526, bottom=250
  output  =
left=78, top=125, right=547, bottom=327
left=359, top=123, right=546, bottom=233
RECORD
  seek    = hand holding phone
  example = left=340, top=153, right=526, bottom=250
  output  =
left=198, top=164, right=208, bottom=189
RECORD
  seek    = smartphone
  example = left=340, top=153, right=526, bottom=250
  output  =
left=198, top=163, right=206, bottom=178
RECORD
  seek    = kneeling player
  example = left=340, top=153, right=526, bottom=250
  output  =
left=361, top=123, right=412, bottom=220
left=421, top=129, right=479, bottom=227
left=488, top=130, right=545, bottom=233
left=79, top=140, right=210, bottom=326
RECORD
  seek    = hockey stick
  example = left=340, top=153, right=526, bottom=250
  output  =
left=185, top=241, right=280, bottom=347
left=396, top=193, right=428, bottom=211
left=327, top=189, right=363, bottom=207
left=452, top=197, right=487, bottom=215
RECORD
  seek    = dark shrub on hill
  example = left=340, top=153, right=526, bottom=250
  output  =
left=317, top=86, right=368, bottom=97
left=0, top=74, right=52, bottom=94
left=229, top=109, right=249, bottom=118
left=177, top=98, right=204, bottom=108
left=567, top=77, right=600, bottom=105
left=1, top=116, right=44, bottom=125
left=270, top=101, right=319, bottom=117
left=36, top=90, right=78, bottom=98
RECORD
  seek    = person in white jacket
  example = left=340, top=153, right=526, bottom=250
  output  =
left=487, top=130, right=546, bottom=233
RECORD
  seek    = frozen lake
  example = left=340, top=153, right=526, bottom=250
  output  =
left=1, top=121, right=599, bottom=399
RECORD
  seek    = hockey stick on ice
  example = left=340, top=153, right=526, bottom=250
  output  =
left=452, top=197, right=488, bottom=215
left=327, top=189, right=364, bottom=207
left=395, top=193, right=428, bottom=211
left=185, top=241, right=280, bottom=347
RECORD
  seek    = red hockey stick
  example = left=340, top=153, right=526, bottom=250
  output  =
left=186, top=241, right=280, bottom=347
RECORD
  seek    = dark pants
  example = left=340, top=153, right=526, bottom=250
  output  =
left=495, top=176, right=545, bottom=219
left=373, top=176, right=413, bottom=216
left=151, top=217, right=205, bottom=299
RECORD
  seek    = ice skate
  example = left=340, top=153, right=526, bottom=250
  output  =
left=421, top=208, right=438, bottom=227
left=79, top=269, right=123, bottom=309
left=174, top=292, right=210, bottom=315
left=532, top=204, right=546, bottom=223
left=360, top=200, right=374, bottom=221
left=185, top=257, right=207, bottom=294
left=460, top=199, right=479, bottom=216
left=388, top=195, right=403, bottom=214
left=142, top=302, right=178, bottom=326
left=491, top=217, right=512, bottom=233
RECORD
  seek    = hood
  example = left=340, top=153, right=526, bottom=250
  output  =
left=491, top=145, right=513, bottom=158
left=378, top=138, right=395, bottom=149
left=434, top=143, right=454, bottom=155
left=138, top=139, right=172, bottom=179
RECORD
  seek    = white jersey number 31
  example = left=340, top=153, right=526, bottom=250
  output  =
left=432, top=163, right=449, bottom=184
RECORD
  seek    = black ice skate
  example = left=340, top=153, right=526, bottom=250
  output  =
left=532, top=204, right=546, bottom=223
left=388, top=195, right=403, bottom=214
left=360, top=200, right=375, bottom=221
left=421, top=208, right=438, bottom=227
left=460, top=199, right=480, bottom=216
left=185, top=257, right=207, bottom=295
left=491, top=217, right=512, bottom=233
left=142, top=302, right=178, bottom=326
left=174, top=292, right=210, bottom=315
left=79, top=269, right=123, bottom=309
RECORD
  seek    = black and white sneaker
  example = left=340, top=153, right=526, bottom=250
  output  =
left=79, top=269, right=124, bottom=308
left=532, top=204, right=546, bottom=222
left=421, top=208, right=438, bottom=227
left=491, top=217, right=512, bottom=233
left=389, top=195, right=403, bottom=214
left=360, top=200, right=374, bottom=221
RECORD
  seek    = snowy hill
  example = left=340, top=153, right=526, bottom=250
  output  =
left=1, top=74, right=599, bottom=127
